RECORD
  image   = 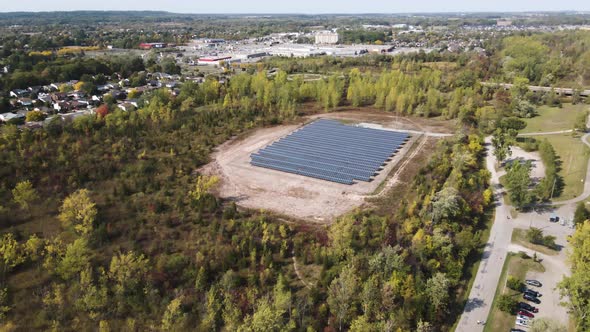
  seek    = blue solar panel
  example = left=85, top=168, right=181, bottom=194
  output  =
left=250, top=119, right=410, bottom=184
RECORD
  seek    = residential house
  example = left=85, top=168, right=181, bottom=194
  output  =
left=117, top=103, right=136, bottom=112
left=10, top=89, right=30, bottom=98
left=53, top=101, right=71, bottom=113
left=0, top=112, right=25, bottom=123
left=18, top=98, right=33, bottom=107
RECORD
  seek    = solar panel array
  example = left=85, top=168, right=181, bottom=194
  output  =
left=250, top=119, right=410, bottom=185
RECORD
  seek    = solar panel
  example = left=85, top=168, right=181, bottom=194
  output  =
left=250, top=119, right=410, bottom=185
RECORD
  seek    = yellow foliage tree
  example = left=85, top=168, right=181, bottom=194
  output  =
left=58, top=189, right=97, bottom=236
left=189, top=175, right=219, bottom=202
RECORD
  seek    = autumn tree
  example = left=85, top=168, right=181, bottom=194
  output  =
left=25, top=110, right=46, bottom=122
left=189, top=175, right=219, bottom=204
left=96, top=104, right=109, bottom=118
left=58, top=189, right=97, bottom=236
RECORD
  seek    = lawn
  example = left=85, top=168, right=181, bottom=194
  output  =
left=484, top=252, right=545, bottom=332
left=531, top=133, right=590, bottom=201
left=521, top=104, right=589, bottom=134
left=511, top=228, right=560, bottom=256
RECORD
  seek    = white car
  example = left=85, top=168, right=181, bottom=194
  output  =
left=517, top=315, right=530, bottom=321
left=516, top=319, right=528, bottom=327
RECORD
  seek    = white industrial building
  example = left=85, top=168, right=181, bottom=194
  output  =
left=315, top=31, right=339, bottom=44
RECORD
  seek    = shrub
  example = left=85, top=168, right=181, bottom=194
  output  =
left=497, top=294, right=518, bottom=313
left=507, top=275, right=524, bottom=291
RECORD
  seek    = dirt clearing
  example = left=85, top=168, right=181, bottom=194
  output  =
left=201, top=114, right=447, bottom=223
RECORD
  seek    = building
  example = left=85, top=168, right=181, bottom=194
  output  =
left=315, top=31, right=339, bottom=44
left=139, top=42, right=167, bottom=50
left=497, top=20, right=513, bottom=27
left=197, top=56, right=233, bottom=66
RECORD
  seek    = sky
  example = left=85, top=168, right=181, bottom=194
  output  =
left=3, top=0, right=590, bottom=13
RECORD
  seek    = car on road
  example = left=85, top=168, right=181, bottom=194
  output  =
left=517, top=310, right=534, bottom=318
left=518, top=302, right=539, bottom=313
left=525, top=279, right=542, bottom=287
left=524, top=289, right=542, bottom=297
left=550, top=214, right=560, bottom=222
left=523, top=293, right=541, bottom=304
left=516, top=319, right=529, bottom=327
left=510, top=329, right=526, bottom=332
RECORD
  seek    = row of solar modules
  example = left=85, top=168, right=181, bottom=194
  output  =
left=251, top=119, right=410, bottom=184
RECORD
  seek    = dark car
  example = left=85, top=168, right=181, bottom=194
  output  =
left=524, top=293, right=541, bottom=304
left=518, top=302, right=539, bottom=313
left=518, top=310, right=534, bottom=318
left=524, top=289, right=542, bottom=297
left=511, top=329, right=526, bottom=332
left=526, top=279, right=542, bottom=287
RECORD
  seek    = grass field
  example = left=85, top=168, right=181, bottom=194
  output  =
left=511, top=228, right=560, bottom=256
left=484, top=253, right=545, bottom=332
left=521, top=104, right=589, bottom=134
left=531, top=134, right=590, bottom=201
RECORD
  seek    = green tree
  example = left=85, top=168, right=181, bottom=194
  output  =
left=507, top=275, right=524, bottom=291
left=12, top=180, right=38, bottom=210
left=108, top=251, right=149, bottom=293
left=559, top=221, right=590, bottom=331
left=56, top=238, right=91, bottom=280
left=505, top=161, right=534, bottom=209
left=58, top=189, right=97, bottom=236
left=239, top=297, right=285, bottom=332
left=426, top=272, right=451, bottom=316
left=574, top=202, right=590, bottom=225
left=161, top=295, right=186, bottom=330
left=0, top=233, right=25, bottom=272
left=0, top=288, right=10, bottom=320
left=327, top=264, right=358, bottom=331
left=497, top=294, right=517, bottom=313
left=491, top=128, right=513, bottom=163
left=574, top=111, right=588, bottom=132
left=431, top=187, right=463, bottom=222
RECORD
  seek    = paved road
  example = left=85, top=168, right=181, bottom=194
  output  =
left=518, top=130, right=573, bottom=136
left=456, top=137, right=512, bottom=332
left=457, top=133, right=590, bottom=331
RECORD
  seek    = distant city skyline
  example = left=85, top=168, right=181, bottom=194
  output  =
left=3, top=0, right=590, bottom=14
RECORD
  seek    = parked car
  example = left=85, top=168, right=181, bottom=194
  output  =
left=524, top=293, right=541, bottom=304
left=518, top=310, right=534, bottom=318
left=517, top=314, right=530, bottom=321
left=549, top=214, right=560, bottom=222
left=511, top=329, right=526, bottom=332
left=525, top=279, right=542, bottom=287
left=518, top=302, right=539, bottom=313
left=524, top=289, right=542, bottom=297
left=516, top=319, right=529, bottom=327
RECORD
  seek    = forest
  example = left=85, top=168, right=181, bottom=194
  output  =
left=0, top=28, right=590, bottom=331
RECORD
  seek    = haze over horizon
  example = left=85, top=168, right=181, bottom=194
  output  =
left=3, top=0, right=590, bottom=14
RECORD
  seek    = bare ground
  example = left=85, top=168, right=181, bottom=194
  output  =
left=200, top=113, right=447, bottom=223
